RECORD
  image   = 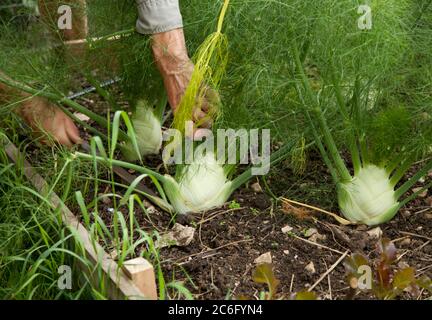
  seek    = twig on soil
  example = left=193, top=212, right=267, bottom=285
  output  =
left=392, top=235, right=411, bottom=243
left=281, top=198, right=352, bottom=225
left=315, top=220, right=351, bottom=252
left=399, top=231, right=432, bottom=242
left=289, top=274, right=295, bottom=293
left=413, top=207, right=432, bottom=215
left=417, top=288, right=426, bottom=300
left=308, top=251, right=349, bottom=292
left=170, top=239, right=254, bottom=264
left=291, top=234, right=346, bottom=255
left=197, top=207, right=243, bottom=225
left=323, top=259, right=332, bottom=300
left=417, top=264, right=432, bottom=276
left=397, top=240, right=431, bottom=262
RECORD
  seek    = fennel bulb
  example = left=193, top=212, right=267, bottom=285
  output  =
left=291, top=42, right=432, bottom=226
left=338, top=165, right=399, bottom=226
left=123, top=101, right=163, bottom=161
left=163, top=151, right=233, bottom=214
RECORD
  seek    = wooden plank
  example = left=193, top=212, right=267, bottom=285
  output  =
left=122, top=258, right=158, bottom=300
left=4, top=142, right=157, bottom=300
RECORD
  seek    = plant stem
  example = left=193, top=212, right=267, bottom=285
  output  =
left=389, top=154, right=415, bottom=188
left=217, top=0, right=231, bottom=33
left=59, top=106, right=108, bottom=141
left=84, top=73, right=121, bottom=111
left=397, top=180, right=432, bottom=209
left=395, top=160, right=432, bottom=200
left=295, top=84, right=339, bottom=183
left=330, top=68, right=361, bottom=175
left=230, top=139, right=296, bottom=191
left=291, top=44, right=352, bottom=181
left=74, top=151, right=166, bottom=182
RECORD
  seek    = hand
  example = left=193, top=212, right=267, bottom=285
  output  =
left=19, top=97, right=82, bottom=147
left=151, top=29, right=218, bottom=137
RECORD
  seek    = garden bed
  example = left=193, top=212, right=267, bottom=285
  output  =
left=92, top=165, right=432, bottom=300
left=18, top=121, right=432, bottom=299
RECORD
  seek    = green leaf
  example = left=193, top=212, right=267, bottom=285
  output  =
left=393, top=267, right=416, bottom=290
left=252, top=263, right=280, bottom=299
left=416, top=275, right=432, bottom=292
left=293, top=291, right=317, bottom=300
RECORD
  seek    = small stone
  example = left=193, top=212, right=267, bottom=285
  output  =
left=155, top=223, right=195, bottom=249
left=309, top=233, right=327, bottom=243
left=401, top=210, right=411, bottom=218
left=304, top=228, right=318, bottom=238
left=254, top=252, right=272, bottom=265
left=413, top=187, right=428, bottom=198
left=73, top=112, right=90, bottom=122
left=424, top=213, right=432, bottom=220
left=400, top=238, right=411, bottom=247
left=425, top=197, right=432, bottom=207
left=305, top=261, right=316, bottom=274
left=416, top=226, right=423, bottom=231
left=367, top=227, right=382, bottom=239
left=283, top=250, right=290, bottom=255
left=281, top=225, right=293, bottom=234
left=251, top=182, right=263, bottom=193
left=147, top=206, right=156, bottom=214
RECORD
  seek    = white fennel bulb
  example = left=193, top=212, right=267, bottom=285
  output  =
left=338, top=165, right=399, bottom=226
left=123, top=101, right=163, bottom=161
left=163, top=151, right=233, bottom=214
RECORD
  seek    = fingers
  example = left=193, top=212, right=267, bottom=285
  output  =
left=55, top=120, right=74, bottom=147
left=39, top=112, right=81, bottom=148
left=65, top=117, right=83, bottom=145
left=56, top=116, right=81, bottom=148
left=193, top=108, right=213, bottom=129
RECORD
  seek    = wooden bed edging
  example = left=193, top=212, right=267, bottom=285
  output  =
left=4, top=141, right=158, bottom=300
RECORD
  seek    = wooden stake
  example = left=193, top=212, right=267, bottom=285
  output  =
left=122, top=258, right=158, bottom=300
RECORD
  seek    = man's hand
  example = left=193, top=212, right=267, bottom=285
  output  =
left=151, top=28, right=216, bottom=137
left=19, top=97, right=82, bottom=147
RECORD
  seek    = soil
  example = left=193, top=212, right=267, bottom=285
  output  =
left=23, top=84, right=432, bottom=301
left=73, top=152, right=432, bottom=300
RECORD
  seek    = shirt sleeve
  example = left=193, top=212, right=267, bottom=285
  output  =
left=135, top=0, right=183, bottom=35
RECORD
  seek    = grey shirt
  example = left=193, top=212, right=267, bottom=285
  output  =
left=136, top=0, right=183, bottom=34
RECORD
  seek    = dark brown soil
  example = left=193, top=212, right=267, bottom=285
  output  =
left=80, top=159, right=432, bottom=300
left=139, top=191, right=431, bottom=300
left=23, top=85, right=432, bottom=300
